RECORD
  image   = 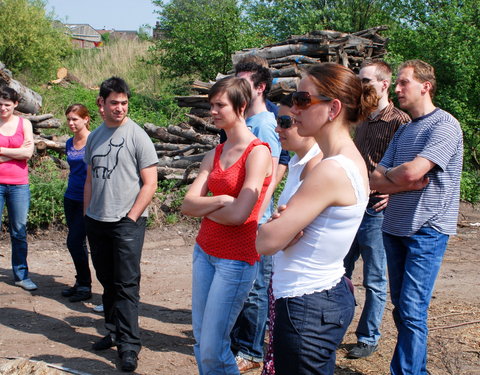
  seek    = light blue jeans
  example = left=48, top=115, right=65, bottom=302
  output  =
left=344, top=207, right=387, bottom=346
left=192, top=244, right=258, bottom=375
left=0, top=184, right=30, bottom=281
left=383, top=226, right=449, bottom=375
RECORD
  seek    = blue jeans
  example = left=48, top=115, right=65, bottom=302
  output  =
left=192, top=244, right=258, bottom=375
left=231, top=254, right=272, bottom=362
left=383, top=227, right=449, bottom=375
left=85, top=215, right=146, bottom=355
left=0, top=184, right=30, bottom=281
left=274, top=277, right=355, bottom=375
left=344, top=206, right=387, bottom=345
left=64, top=197, right=91, bottom=288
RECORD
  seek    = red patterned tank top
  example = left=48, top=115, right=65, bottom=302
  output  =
left=196, top=139, right=272, bottom=265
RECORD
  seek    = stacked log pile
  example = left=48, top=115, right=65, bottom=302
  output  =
left=144, top=116, right=220, bottom=183
left=167, top=27, right=388, bottom=183
left=175, top=26, right=388, bottom=114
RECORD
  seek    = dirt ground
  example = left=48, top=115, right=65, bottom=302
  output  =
left=0, top=202, right=479, bottom=375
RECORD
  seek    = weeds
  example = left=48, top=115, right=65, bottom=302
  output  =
left=28, top=159, right=67, bottom=229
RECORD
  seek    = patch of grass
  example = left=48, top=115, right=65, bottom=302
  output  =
left=28, top=159, right=67, bottom=228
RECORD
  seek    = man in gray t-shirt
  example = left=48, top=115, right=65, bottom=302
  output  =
left=84, top=77, right=158, bottom=372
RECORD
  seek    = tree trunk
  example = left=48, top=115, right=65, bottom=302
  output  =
left=0, top=69, right=42, bottom=114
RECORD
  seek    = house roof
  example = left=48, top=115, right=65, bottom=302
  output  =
left=64, top=24, right=102, bottom=42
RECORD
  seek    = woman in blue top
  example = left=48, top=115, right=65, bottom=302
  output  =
left=61, top=104, right=92, bottom=302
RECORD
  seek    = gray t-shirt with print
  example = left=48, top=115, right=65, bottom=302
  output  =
left=84, top=118, right=158, bottom=222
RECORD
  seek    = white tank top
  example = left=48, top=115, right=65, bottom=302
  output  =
left=273, top=154, right=368, bottom=299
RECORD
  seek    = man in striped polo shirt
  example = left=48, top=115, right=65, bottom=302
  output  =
left=344, top=60, right=410, bottom=359
left=371, top=60, right=463, bottom=375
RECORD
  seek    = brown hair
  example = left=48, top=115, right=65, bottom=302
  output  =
left=65, top=103, right=91, bottom=130
left=208, top=76, right=252, bottom=118
left=305, top=63, right=378, bottom=125
left=234, top=57, right=272, bottom=99
left=399, top=59, right=436, bottom=99
left=0, top=86, right=21, bottom=103
left=361, top=60, right=392, bottom=83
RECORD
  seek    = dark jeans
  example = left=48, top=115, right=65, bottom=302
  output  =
left=274, top=277, right=355, bottom=375
left=85, top=215, right=146, bottom=355
left=64, top=197, right=91, bottom=288
left=231, top=254, right=272, bottom=361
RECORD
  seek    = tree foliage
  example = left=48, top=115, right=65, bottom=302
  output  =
left=151, top=0, right=266, bottom=80
left=242, top=0, right=393, bottom=39
left=0, top=0, right=72, bottom=80
left=385, top=0, right=480, bottom=201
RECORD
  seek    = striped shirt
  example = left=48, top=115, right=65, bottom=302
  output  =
left=380, top=108, right=463, bottom=236
left=354, top=101, right=410, bottom=174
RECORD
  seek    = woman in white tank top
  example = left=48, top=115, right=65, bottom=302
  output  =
left=257, top=63, right=379, bottom=375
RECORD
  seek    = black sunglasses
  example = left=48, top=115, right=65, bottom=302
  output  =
left=277, top=115, right=295, bottom=129
left=292, top=91, right=332, bottom=109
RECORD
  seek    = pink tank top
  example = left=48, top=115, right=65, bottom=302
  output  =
left=0, top=117, right=29, bottom=185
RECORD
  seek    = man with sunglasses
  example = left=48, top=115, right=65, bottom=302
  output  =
left=230, top=58, right=281, bottom=374
left=343, top=60, right=410, bottom=359
left=371, top=60, right=463, bottom=375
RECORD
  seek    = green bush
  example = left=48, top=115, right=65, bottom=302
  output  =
left=0, top=0, right=72, bottom=81
left=29, top=159, right=67, bottom=228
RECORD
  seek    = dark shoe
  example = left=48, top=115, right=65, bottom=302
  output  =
left=236, top=356, right=261, bottom=373
left=92, top=335, right=115, bottom=351
left=347, top=342, right=378, bottom=359
left=120, top=350, right=138, bottom=372
left=69, top=289, right=92, bottom=302
left=61, top=286, right=77, bottom=297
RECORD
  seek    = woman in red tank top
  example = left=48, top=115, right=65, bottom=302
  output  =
left=181, top=77, right=273, bottom=375
left=0, top=86, right=35, bottom=291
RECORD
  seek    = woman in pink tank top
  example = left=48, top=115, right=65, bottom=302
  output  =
left=181, top=77, right=273, bottom=375
left=0, top=86, right=35, bottom=291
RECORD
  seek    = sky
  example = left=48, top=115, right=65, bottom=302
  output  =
left=46, top=0, right=159, bottom=32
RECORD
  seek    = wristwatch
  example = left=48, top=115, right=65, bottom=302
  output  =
left=384, top=167, right=393, bottom=178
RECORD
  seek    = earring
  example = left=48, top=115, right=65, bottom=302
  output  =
left=328, top=116, right=332, bottom=122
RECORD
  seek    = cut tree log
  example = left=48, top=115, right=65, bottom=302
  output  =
left=185, top=113, right=220, bottom=134
left=167, top=125, right=218, bottom=146
left=34, top=137, right=66, bottom=153
left=16, top=113, right=54, bottom=123
left=157, top=144, right=213, bottom=158
left=154, top=143, right=192, bottom=151
left=0, top=69, right=42, bottom=114
left=157, top=153, right=206, bottom=169
left=32, top=118, right=62, bottom=129
left=144, top=123, right=193, bottom=144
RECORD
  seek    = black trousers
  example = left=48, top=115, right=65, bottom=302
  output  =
left=64, top=197, right=91, bottom=288
left=85, top=215, right=146, bottom=355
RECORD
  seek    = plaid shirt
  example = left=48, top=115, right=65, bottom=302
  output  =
left=354, top=101, right=410, bottom=174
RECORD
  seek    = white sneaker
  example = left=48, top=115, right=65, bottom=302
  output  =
left=93, top=304, right=104, bottom=313
left=15, top=278, right=38, bottom=291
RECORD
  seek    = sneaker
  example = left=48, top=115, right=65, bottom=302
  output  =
left=15, top=279, right=38, bottom=291
left=120, top=350, right=138, bottom=372
left=347, top=342, right=378, bottom=359
left=93, top=304, right=104, bottom=313
left=92, top=334, right=115, bottom=351
left=61, top=285, right=77, bottom=297
left=235, top=356, right=261, bottom=373
left=69, top=288, right=92, bottom=302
